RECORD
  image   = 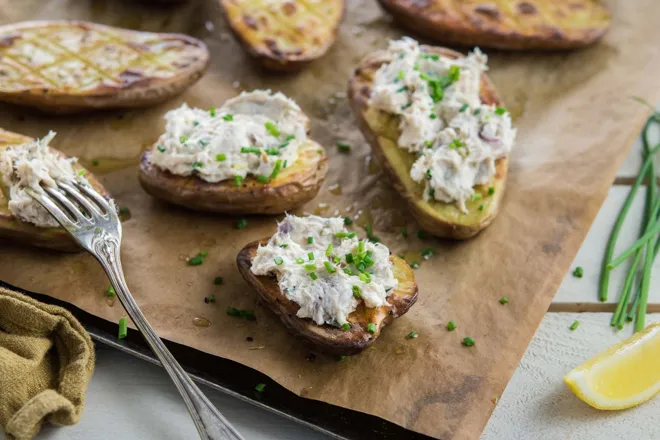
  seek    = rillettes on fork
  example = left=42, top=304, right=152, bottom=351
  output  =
left=27, top=180, right=244, bottom=440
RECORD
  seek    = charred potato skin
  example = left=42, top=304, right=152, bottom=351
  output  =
left=219, top=0, right=346, bottom=72
left=0, top=129, right=112, bottom=252
left=0, top=21, right=210, bottom=113
left=377, top=0, right=611, bottom=51
left=348, top=47, right=508, bottom=239
left=237, top=239, right=418, bottom=355
left=138, top=142, right=328, bottom=215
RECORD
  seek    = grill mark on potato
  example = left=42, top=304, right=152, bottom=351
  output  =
left=474, top=4, right=501, bottom=20
left=517, top=2, right=538, bottom=14
left=243, top=15, right=259, bottom=30
left=281, top=1, right=297, bottom=16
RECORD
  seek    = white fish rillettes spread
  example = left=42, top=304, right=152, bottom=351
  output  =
left=370, top=37, right=516, bottom=212
left=151, top=90, right=308, bottom=183
left=0, top=131, right=89, bottom=228
left=250, top=215, right=398, bottom=326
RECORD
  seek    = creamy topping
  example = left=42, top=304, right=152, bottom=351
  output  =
left=0, top=132, right=89, bottom=228
left=152, top=90, right=308, bottom=183
left=370, top=37, right=516, bottom=212
left=251, top=215, right=397, bottom=326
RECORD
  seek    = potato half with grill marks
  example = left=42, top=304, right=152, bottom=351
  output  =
left=237, top=239, right=418, bottom=355
left=0, top=21, right=209, bottom=113
left=220, top=0, right=345, bottom=72
left=0, top=128, right=112, bottom=252
left=377, top=0, right=611, bottom=50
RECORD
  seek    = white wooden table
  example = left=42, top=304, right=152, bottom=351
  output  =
left=3, top=116, right=660, bottom=440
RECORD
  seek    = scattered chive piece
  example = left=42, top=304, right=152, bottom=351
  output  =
left=206, top=295, right=216, bottom=303
left=256, top=175, right=270, bottom=184
left=324, top=261, right=336, bottom=273
left=283, top=160, right=288, bottom=168
left=397, top=253, right=405, bottom=259
left=91, top=159, right=99, bottom=166
left=209, top=107, right=216, bottom=117
left=499, top=296, right=509, bottom=305
left=236, top=218, right=247, bottom=229
left=304, top=264, right=316, bottom=271
left=448, top=138, right=465, bottom=150
left=307, top=236, right=314, bottom=244
left=223, top=114, right=233, bottom=121
left=295, top=257, right=305, bottom=264
left=265, top=148, right=280, bottom=155
left=424, top=140, right=434, bottom=149
left=270, top=160, right=282, bottom=179
left=347, top=232, right=357, bottom=238
left=396, top=86, right=409, bottom=93
left=397, top=70, right=405, bottom=80
left=227, top=307, right=256, bottom=320
left=309, top=272, right=318, bottom=280
left=472, top=193, right=483, bottom=201
left=216, top=153, right=226, bottom=162
left=280, top=244, right=288, bottom=248
left=106, top=285, right=115, bottom=297
left=411, top=261, right=420, bottom=269
left=495, top=107, right=507, bottom=115
left=179, top=135, right=189, bottom=143
left=345, top=253, right=354, bottom=264
left=78, top=169, right=86, bottom=176
left=336, top=142, right=351, bottom=153
left=265, top=121, right=280, bottom=137
left=335, top=232, right=349, bottom=238
left=407, top=331, right=419, bottom=339
left=459, top=103, right=469, bottom=113
left=118, top=317, right=128, bottom=339
left=429, top=113, right=437, bottom=119
left=352, top=285, right=362, bottom=299
left=255, top=383, right=266, bottom=393
left=342, top=323, right=350, bottom=331
left=462, top=337, right=475, bottom=347
left=241, top=146, right=261, bottom=154
left=479, top=204, right=484, bottom=211
left=234, top=175, right=243, bottom=187
left=488, top=187, right=495, bottom=195
left=473, top=108, right=481, bottom=116
left=447, top=321, right=456, bottom=331
left=199, top=250, right=208, bottom=257
left=448, top=65, right=460, bottom=82
left=421, top=248, right=434, bottom=258
left=214, top=276, right=223, bottom=285
left=569, top=320, right=580, bottom=331
left=359, top=272, right=371, bottom=283
left=344, top=216, right=353, bottom=225
left=573, top=266, right=584, bottom=278
left=333, top=256, right=341, bottom=264
left=308, top=251, right=315, bottom=261
left=188, top=256, right=204, bottom=266
left=325, top=244, right=333, bottom=257
left=119, top=206, right=131, bottom=215
left=193, top=120, right=199, bottom=126
left=192, top=161, right=204, bottom=169
left=274, top=256, right=284, bottom=265
left=366, top=323, right=377, bottom=334
left=157, top=145, right=166, bottom=152
left=425, top=169, right=432, bottom=180
left=401, top=226, right=408, bottom=237
left=199, top=140, right=209, bottom=147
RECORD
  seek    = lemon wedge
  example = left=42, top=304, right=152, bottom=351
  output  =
left=564, top=323, right=660, bottom=410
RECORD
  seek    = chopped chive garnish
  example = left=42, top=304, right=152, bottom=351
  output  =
left=256, top=175, right=270, bottom=184
left=425, top=169, right=432, bottom=180
left=280, top=244, right=288, bottom=248
left=193, top=120, right=199, bottom=126
left=118, top=317, right=128, bottom=339
left=344, top=216, right=353, bottom=225
left=407, top=331, right=419, bottom=339
left=324, top=261, right=336, bottom=273
left=295, top=257, right=304, bottom=264
left=325, top=244, right=333, bottom=256
left=359, top=272, right=371, bottom=283
left=397, top=70, right=405, bottom=80
left=307, top=237, right=314, bottom=244
left=223, top=114, right=233, bottom=121
left=214, top=276, right=223, bottom=285
left=270, top=160, right=282, bottom=179
left=429, top=113, right=437, bottom=119
left=234, top=175, right=243, bottom=187
left=236, top=218, right=247, bottom=229
left=78, top=169, right=86, bottom=176
left=499, top=296, right=509, bottom=305
left=358, top=240, right=365, bottom=253
left=424, top=140, right=434, bottom=149
left=180, top=135, right=189, bottom=143
left=106, top=285, right=115, bottom=297
left=342, top=323, right=350, bottom=331
left=265, top=148, right=280, bottom=155
left=448, top=138, right=465, bottom=150
left=447, top=321, right=456, bottom=331
left=188, top=256, right=204, bottom=266
left=199, top=140, right=209, bottom=147
left=364, top=255, right=374, bottom=266
left=448, top=65, right=460, bottom=81
left=199, top=250, right=208, bottom=257
left=411, top=261, right=420, bottom=269
left=462, top=337, right=475, bottom=347
left=335, top=232, right=349, bottom=238
left=265, top=121, right=280, bottom=137
left=421, top=248, right=434, bottom=258
left=366, top=323, right=377, bottom=334
left=209, top=107, right=216, bottom=117
left=336, top=142, right=351, bottom=153
left=283, top=160, right=288, bottom=168
left=347, top=232, right=356, bottom=238
left=255, top=383, right=266, bottom=393
left=573, top=267, right=584, bottom=278
left=488, top=187, right=495, bottom=195
left=157, top=145, right=166, bottom=152
left=205, top=295, right=216, bottom=303
left=473, top=108, right=481, bottom=116
left=309, top=272, right=318, bottom=280
left=333, top=256, right=341, bottom=264
left=343, top=267, right=353, bottom=275
left=428, top=188, right=436, bottom=198
left=459, top=104, right=469, bottom=112
left=192, top=161, right=204, bottom=168
left=569, top=320, right=580, bottom=331
left=241, top=146, right=261, bottom=154
left=495, top=107, right=507, bottom=115
left=216, top=153, right=226, bottom=161
left=307, top=252, right=314, bottom=261
left=227, top=307, right=256, bottom=320
left=345, top=253, right=354, bottom=264
left=479, top=204, right=485, bottom=211
left=285, top=134, right=295, bottom=141
left=396, top=86, right=409, bottom=93
left=274, top=256, right=284, bottom=265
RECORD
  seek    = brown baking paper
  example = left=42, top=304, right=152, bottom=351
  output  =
left=0, top=1, right=658, bottom=438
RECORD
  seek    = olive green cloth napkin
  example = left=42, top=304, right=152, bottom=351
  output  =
left=0, top=287, right=95, bottom=440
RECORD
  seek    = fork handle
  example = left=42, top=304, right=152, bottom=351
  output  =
left=95, top=236, right=244, bottom=440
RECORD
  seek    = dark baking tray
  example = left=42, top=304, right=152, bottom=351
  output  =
left=1, top=279, right=432, bottom=440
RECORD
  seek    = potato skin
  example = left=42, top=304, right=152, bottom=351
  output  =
left=377, top=0, right=611, bottom=51
left=0, top=21, right=210, bottom=113
left=348, top=47, right=508, bottom=239
left=237, top=239, right=418, bottom=355
left=0, top=129, right=112, bottom=252
left=219, top=0, right=345, bottom=72
left=138, top=141, right=328, bottom=215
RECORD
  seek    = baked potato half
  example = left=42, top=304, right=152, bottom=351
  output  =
left=0, top=21, right=209, bottom=113
left=348, top=46, right=507, bottom=239
left=139, top=140, right=328, bottom=214
left=377, top=0, right=611, bottom=50
left=0, top=129, right=112, bottom=252
left=237, top=239, right=418, bottom=355
left=220, top=0, right=345, bottom=72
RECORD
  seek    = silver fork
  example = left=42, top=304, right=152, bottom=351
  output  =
left=27, top=181, right=244, bottom=440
